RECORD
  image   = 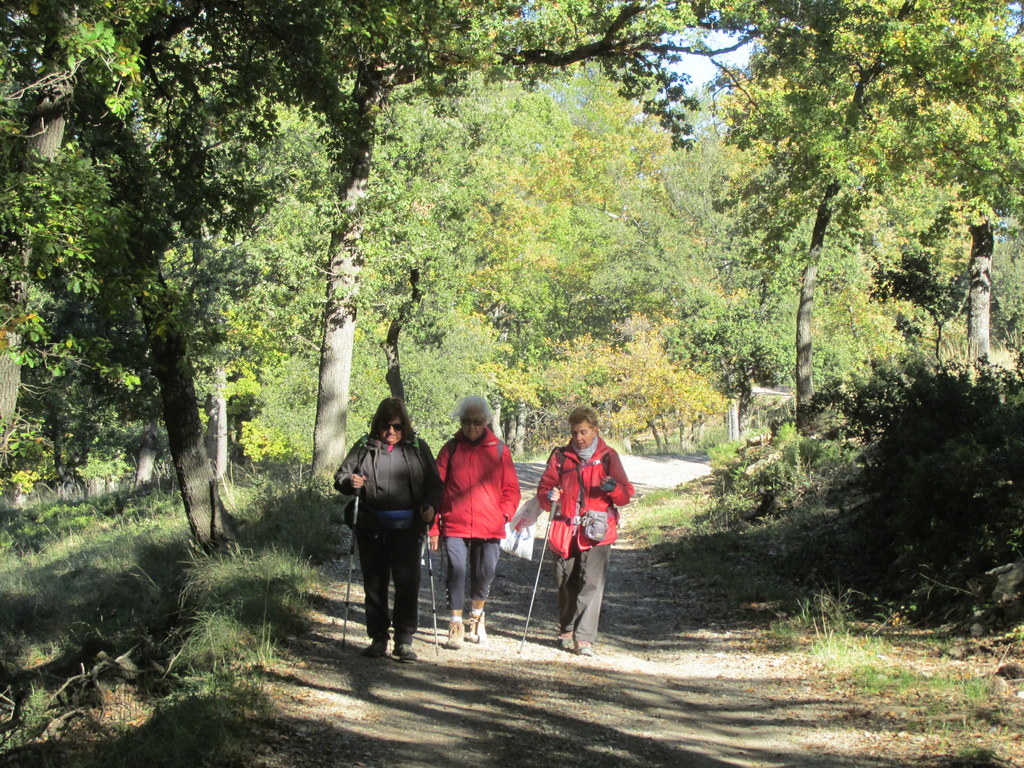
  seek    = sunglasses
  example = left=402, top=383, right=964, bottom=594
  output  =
left=460, top=417, right=486, bottom=427
left=383, top=422, right=403, bottom=432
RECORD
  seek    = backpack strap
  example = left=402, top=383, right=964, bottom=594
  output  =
left=444, top=437, right=457, bottom=479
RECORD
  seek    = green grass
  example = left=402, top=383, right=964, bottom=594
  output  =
left=81, top=675, right=269, bottom=768
left=629, top=482, right=801, bottom=608
left=0, top=492, right=192, bottom=672
left=176, top=548, right=318, bottom=674
left=628, top=432, right=1022, bottom=764
left=1, top=480, right=337, bottom=766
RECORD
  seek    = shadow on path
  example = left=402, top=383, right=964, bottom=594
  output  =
left=251, top=456, right=901, bottom=768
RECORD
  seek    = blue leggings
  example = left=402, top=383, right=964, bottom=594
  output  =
left=444, top=537, right=500, bottom=610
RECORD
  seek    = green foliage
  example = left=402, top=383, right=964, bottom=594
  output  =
left=706, top=423, right=853, bottom=529
left=177, top=549, right=315, bottom=674
left=239, top=355, right=317, bottom=468
left=707, top=439, right=743, bottom=469
left=86, top=676, right=267, bottom=768
left=821, top=361, right=1024, bottom=600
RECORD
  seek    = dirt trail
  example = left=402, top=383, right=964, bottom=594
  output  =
left=251, top=457, right=890, bottom=768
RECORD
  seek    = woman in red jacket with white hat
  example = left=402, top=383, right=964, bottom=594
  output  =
left=537, top=406, right=634, bottom=657
left=431, top=396, right=520, bottom=649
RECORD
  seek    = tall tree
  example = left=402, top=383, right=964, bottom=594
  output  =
left=723, top=0, right=1018, bottom=427
left=299, top=0, right=754, bottom=475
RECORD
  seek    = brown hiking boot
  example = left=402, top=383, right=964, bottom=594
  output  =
left=466, top=612, right=486, bottom=644
left=444, top=620, right=464, bottom=650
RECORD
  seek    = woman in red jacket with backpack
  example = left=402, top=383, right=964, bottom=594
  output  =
left=537, top=406, right=634, bottom=657
left=430, top=396, right=520, bottom=650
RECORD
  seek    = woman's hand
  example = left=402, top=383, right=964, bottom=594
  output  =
left=547, top=487, right=561, bottom=503
left=430, top=535, right=439, bottom=551
left=350, top=473, right=365, bottom=489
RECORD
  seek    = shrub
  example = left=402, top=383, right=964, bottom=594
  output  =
left=177, top=549, right=317, bottom=673
left=821, top=360, right=1024, bottom=604
left=703, top=423, right=852, bottom=530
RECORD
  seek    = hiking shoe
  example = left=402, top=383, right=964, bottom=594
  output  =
left=445, top=621, right=464, bottom=650
left=362, top=638, right=388, bottom=658
left=558, top=632, right=574, bottom=651
left=466, top=612, right=486, bottom=644
left=575, top=641, right=596, bottom=657
left=393, top=643, right=418, bottom=662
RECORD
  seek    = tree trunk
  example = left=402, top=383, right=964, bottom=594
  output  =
left=511, top=401, right=527, bottom=455
left=491, top=401, right=504, bottom=442
left=737, top=384, right=753, bottom=436
left=205, top=366, right=228, bottom=480
left=312, top=65, right=391, bottom=477
left=795, top=181, right=840, bottom=433
left=650, top=421, right=664, bottom=453
left=383, top=318, right=405, bottom=401
left=968, top=219, right=993, bottom=362
left=727, top=400, right=740, bottom=442
left=135, top=418, right=160, bottom=488
left=381, top=268, right=422, bottom=402
left=0, top=67, right=74, bottom=434
left=140, top=283, right=236, bottom=550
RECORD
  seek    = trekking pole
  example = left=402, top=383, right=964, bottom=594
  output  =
left=341, top=496, right=359, bottom=648
left=519, top=499, right=556, bottom=654
left=422, top=533, right=440, bottom=656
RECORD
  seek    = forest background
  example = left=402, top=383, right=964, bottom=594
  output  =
left=3, top=0, right=1024, bottom=760
left=6, top=0, right=1022, bottom=510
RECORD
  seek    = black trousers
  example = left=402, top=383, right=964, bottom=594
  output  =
left=555, top=543, right=611, bottom=644
left=356, top=525, right=423, bottom=645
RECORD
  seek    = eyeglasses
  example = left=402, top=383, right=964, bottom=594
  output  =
left=460, top=417, right=486, bottom=427
left=383, top=422, right=403, bottom=432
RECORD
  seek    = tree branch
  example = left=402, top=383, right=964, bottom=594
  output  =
left=502, top=3, right=647, bottom=67
left=648, top=34, right=755, bottom=58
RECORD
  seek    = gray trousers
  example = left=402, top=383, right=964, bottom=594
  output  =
left=555, top=543, right=611, bottom=644
left=444, top=537, right=500, bottom=609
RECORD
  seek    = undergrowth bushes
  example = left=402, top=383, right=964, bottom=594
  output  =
left=694, top=359, right=1024, bottom=623
left=0, top=481, right=339, bottom=766
left=821, top=360, right=1024, bottom=607
left=704, top=422, right=854, bottom=531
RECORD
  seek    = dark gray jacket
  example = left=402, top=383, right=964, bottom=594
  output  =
left=334, top=434, right=442, bottom=530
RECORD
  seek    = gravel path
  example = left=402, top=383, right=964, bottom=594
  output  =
left=250, top=456, right=903, bottom=768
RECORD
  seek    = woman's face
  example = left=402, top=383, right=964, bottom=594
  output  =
left=570, top=420, right=598, bottom=452
left=459, top=408, right=487, bottom=441
left=379, top=418, right=404, bottom=445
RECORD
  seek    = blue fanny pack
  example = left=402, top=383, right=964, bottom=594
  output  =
left=374, top=508, right=415, bottom=530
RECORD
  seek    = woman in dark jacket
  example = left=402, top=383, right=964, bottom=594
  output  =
left=536, top=406, right=634, bottom=657
left=334, top=397, right=443, bottom=662
left=429, top=396, right=520, bottom=650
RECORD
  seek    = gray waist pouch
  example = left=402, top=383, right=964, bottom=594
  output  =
left=581, top=510, right=609, bottom=543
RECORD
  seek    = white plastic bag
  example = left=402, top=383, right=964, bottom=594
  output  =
left=500, top=497, right=542, bottom=560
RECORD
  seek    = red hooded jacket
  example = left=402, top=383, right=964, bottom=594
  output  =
left=431, top=428, right=521, bottom=540
left=536, top=437, right=634, bottom=558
